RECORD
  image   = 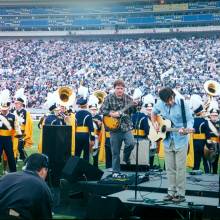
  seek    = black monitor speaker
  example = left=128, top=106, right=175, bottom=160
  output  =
left=42, top=125, right=72, bottom=186
left=85, top=195, right=131, bottom=219
left=62, top=156, right=104, bottom=183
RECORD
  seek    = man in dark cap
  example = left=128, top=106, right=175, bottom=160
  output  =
left=0, top=153, right=53, bottom=220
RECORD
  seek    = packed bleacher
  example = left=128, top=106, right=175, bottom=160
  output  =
left=0, top=36, right=219, bottom=108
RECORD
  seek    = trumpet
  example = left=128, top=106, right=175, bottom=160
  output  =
left=56, top=109, right=72, bottom=125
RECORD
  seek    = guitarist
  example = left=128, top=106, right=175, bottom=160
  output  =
left=151, top=87, right=194, bottom=203
left=100, top=79, right=138, bottom=178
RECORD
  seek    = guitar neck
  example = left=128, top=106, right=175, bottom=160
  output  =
left=166, top=128, right=179, bottom=132
left=120, top=103, right=134, bottom=114
left=166, top=128, right=194, bottom=133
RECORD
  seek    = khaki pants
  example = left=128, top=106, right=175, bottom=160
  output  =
left=164, top=140, right=187, bottom=197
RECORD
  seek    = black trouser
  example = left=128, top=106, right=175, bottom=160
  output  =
left=149, top=155, right=154, bottom=168
left=93, top=150, right=99, bottom=168
left=75, top=133, right=90, bottom=162
left=18, top=139, right=26, bottom=161
left=0, top=136, right=16, bottom=172
left=193, top=144, right=210, bottom=173
left=105, top=139, right=112, bottom=169
left=209, top=152, right=219, bottom=174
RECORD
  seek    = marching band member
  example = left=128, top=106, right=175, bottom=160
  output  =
left=131, top=88, right=150, bottom=168
left=142, top=94, right=157, bottom=169
left=38, top=92, right=61, bottom=153
left=0, top=89, right=22, bottom=172
left=190, top=95, right=211, bottom=173
left=44, top=92, right=64, bottom=126
left=207, top=107, right=220, bottom=174
left=88, top=95, right=102, bottom=167
left=103, top=124, right=112, bottom=169
left=75, top=86, right=95, bottom=162
left=91, top=90, right=112, bottom=169
left=13, top=88, right=33, bottom=162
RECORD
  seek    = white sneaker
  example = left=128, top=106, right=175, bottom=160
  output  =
left=3, top=170, right=8, bottom=175
left=112, top=172, right=127, bottom=178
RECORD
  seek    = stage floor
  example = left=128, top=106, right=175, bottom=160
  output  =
left=109, top=190, right=219, bottom=209
left=57, top=169, right=219, bottom=219
left=76, top=169, right=219, bottom=197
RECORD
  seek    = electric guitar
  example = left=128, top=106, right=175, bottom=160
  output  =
left=103, top=102, right=134, bottom=131
left=148, top=115, right=194, bottom=142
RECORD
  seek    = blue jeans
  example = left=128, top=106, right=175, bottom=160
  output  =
left=110, top=130, right=135, bottom=173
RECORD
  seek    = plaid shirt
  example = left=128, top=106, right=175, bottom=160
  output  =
left=100, top=93, right=136, bottom=132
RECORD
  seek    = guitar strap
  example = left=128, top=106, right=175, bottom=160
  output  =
left=180, top=99, right=191, bottom=154
left=180, top=99, right=187, bottom=128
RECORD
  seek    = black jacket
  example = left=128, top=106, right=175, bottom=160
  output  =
left=0, top=171, right=52, bottom=220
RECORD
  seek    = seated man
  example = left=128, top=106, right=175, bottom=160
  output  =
left=0, top=153, right=53, bottom=220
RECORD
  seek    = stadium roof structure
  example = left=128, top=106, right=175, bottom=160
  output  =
left=0, top=0, right=213, bottom=6
left=0, top=0, right=155, bottom=5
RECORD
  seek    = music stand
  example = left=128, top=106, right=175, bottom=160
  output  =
left=127, top=108, right=144, bottom=202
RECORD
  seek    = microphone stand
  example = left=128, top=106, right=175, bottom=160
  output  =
left=127, top=106, right=144, bottom=202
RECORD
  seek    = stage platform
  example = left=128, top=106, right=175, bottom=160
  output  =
left=108, top=190, right=219, bottom=220
left=68, top=169, right=219, bottom=198
left=56, top=169, right=219, bottom=219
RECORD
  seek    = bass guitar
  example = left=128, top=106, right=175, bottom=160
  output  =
left=148, top=115, right=194, bottom=142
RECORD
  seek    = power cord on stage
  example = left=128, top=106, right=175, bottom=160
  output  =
left=138, top=168, right=163, bottom=201
left=175, top=209, right=185, bottom=220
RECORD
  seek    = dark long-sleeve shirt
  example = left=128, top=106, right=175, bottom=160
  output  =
left=0, top=170, right=53, bottom=220
left=100, top=93, right=136, bottom=132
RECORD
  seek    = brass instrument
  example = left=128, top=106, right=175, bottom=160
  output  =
left=204, top=80, right=220, bottom=97
left=203, top=80, right=220, bottom=112
left=57, top=86, right=75, bottom=107
left=93, top=90, right=107, bottom=105
left=55, top=87, right=75, bottom=125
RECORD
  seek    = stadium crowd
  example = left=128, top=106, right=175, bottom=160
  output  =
left=0, top=36, right=219, bottom=108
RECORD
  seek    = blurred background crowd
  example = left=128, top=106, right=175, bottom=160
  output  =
left=0, top=36, right=219, bottom=108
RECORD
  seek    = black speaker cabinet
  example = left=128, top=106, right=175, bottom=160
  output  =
left=42, top=125, right=72, bottom=186
left=62, top=156, right=104, bottom=183
left=85, top=195, right=131, bottom=219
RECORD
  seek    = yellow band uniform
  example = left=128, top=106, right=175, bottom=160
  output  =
left=132, top=129, right=146, bottom=137
left=0, top=129, right=15, bottom=136
left=76, top=126, right=89, bottom=133
left=192, top=133, right=206, bottom=140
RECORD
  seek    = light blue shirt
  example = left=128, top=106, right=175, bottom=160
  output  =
left=152, top=96, right=194, bottom=150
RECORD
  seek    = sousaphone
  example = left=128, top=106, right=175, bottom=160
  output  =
left=203, top=80, right=220, bottom=112
left=57, top=86, right=75, bottom=107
